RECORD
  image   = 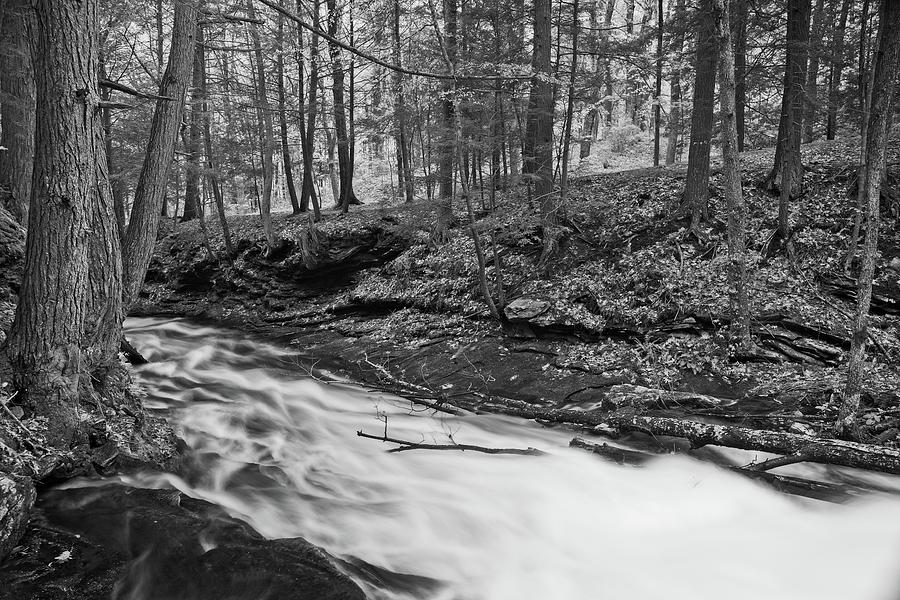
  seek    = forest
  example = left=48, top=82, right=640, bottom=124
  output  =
left=2, top=0, right=900, bottom=597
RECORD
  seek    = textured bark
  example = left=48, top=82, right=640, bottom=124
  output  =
left=325, top=0, right=356, bottom=213
left=182, top=39, right=203, bottom=224
left=603, top=0, right=616, bottom=126
left=839, top=0, right=900, bottom=437
left=5, top=0, right=115, bottom=446
left=579, top=0, right=600, bottom=160
left=764, top=0, right=811, bottom=196
left=731, top=0, right=748, bottom=151
left=825, top=0, right=851, bottom=140
left=276, top=7, right=301, bottom=215
left=434, top=0, right=458, bottom=239
left=653, top=0, right=663, bottom=166
left=684, top=0, right=718, bottom=228
left=559, top=0, right=579, bottom=195
left=392, top=0, right=414, bottom=203
left=802, top=0, right=827, bottom=142
left=246, top=0, right=277, bottom=251
left=0, top=0, right=35, bottom=224
left=0, top=473, right=35, bottom=562
left=665, top=0, right=686, bottom=165
left=299, top=0, right=322, bottom=220
left=122, top=0, right=198, bottom=308
left=713, top=0, right=751, bottom=347
left=524, top=0, right=558, bottom=259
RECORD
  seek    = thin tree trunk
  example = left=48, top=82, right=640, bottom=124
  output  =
left=276, top=6, right=301, bottom=214
left=579, top=0, right=600, bottom=160
left=732, top=0, right=748, bottom=150
left=0, top=0, right=34, bottom=224
left=246, top=0, right=278, bottom=252
left=560, top=0, right=579, bottom=197
left=325, top=0, right=355, bottom=213
left=825, top=0, right=852, bottom=140
left=684, top=0, right=718, bottom=230
left=183, top=40, right=203, bottom=224
left=713, top=0, right=751, bottom=347
left=666, top=0, right=686, bottom=165
left=803, top=0, right=827, bottom=142
left=392, top=0, right=414, bottom=203
left=299, top=0, right=322, bottom=220
left=603, top=0, right=616, bottom=127
left=653, top=0, right=663, bottom=166
left=122, top=0, right=198, bottom=308
left=434, top=0, right=458, bottom=241
left=839, top=0, right=900, bottom=438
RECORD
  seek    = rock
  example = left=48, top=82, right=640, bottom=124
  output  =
left=0, top=484, right=366, bottom=600
left=504, top=297, right=550, bottom=321
left=0, top=472, right=35, bottom=562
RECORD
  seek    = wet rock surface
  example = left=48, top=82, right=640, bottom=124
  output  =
left=0, top=472, right=34, bottom=562
left=0, top=485, right=366, bottom=600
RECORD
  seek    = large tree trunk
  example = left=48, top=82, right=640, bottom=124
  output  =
left=0, top=0, right=35, bottom=224
left=121, top=0, right=198, bottom=308
left=665, top=0, right=686, bottom=165
left=276, top=6, right=301, bottom=215
left=182, top=40, right=203, bottom=224
left=325, top=0, right=356, bottom=213
left=5, top=0, right=119, bottom=447
left=246, top=0, right=278, bottom=252
left=524, top=0, right=559, bottom=267
left=839, top=0, right=900, bottom=438
left=713, top=0, right=751, bottom=347
left=825, top=0, right=852, bottom=140
left=764, top=0, right=811, bottom=197
left=683, top=0, right=718, bottom=230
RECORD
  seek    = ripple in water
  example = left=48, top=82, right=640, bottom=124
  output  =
left=124, top=317, right=900, bottom=600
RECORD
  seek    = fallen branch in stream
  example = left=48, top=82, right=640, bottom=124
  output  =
left=356, top=431, right=543, bottom=456
left=569, top=437, right=865, bottom=503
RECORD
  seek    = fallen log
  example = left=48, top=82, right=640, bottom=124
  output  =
left=601, top=414, right=900, bottom=475
left=569, top=437, right=865, bottom=503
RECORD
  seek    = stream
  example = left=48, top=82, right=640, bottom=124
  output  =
left=120, top=317, right=900, bottom=600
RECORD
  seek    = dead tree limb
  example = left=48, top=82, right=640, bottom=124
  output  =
left=356, top=430, right=542, bottom=455
left=99, top=78, right=173, bottom=102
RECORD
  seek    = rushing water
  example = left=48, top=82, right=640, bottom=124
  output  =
left=123, top=317, right=900, bottom=600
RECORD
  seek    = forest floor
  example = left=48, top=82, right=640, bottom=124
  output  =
left=136, top=136, right=900, bottom=471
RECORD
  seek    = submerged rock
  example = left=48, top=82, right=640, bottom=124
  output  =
left=0, top=484, right=366, bottom=600
left=0, top=472, right=34, bottom=562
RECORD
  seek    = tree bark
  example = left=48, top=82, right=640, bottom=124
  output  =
left=825, top=0, right=851, bottom=140
left=5, top=0, right=118, bottom=446
left=276, top=5, right=301, bottom=215
left=0, top=0, right=35, bottom=224
left=802, top=0, right=827, bottom=142
left=713, top=0, right=751, bottom=347
left=524, top=0, right=559, bottom=266
left=325, top=0, right=356, bottom=213
left=665, top=0, right=686, bottom=165
left=392, top=0, right=414, bottom=203
left=122, top=0, right=198, bottom=308
left=433, top=0, right=459, bottom=240
left=653, top=0, right=663, bottom=166
left=246, top=0, right=278, bottom=252
left=764, top=0, right=811, bottom=197
left=839, top=0, right=900, bottom=438
left=560, top=0, right=579, bottom=197
left=299, top=0, right=322, bottom=220
left=732, top=0, right=748, bottom=151
left=683, top=0, right=718, bottom=230
left=182, top=40, right=203, bottom=224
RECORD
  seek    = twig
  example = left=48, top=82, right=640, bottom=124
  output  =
left=357, top=430, right=543, bottom=455
left=746, top=451, right=812, bottom=472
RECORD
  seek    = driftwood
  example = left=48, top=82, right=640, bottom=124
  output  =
left=356, top=430, right=542, bottom=455
left=569, top=437, right=862, bottom=503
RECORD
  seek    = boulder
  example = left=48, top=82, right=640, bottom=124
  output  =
left=0, top=472, right=35, bottom=562
left=0, top=484, right=366, bottom=600
left=503, top=297, right=550, bottom=321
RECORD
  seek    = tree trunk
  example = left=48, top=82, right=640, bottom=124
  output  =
left=825, top=0, right=851, bottom=140
left=325, top=0, right=355, bottom=213
left=802, top=0, right=827, bottom=142
left=121, top=0, right=198, bottom=308
left=277, top=6, right=301, bottom=215
left=392, top=0, right=414, bottom=203
left=732, top=0, right=748, bottom=150
left=578, top=0, right=600, bottom=160
left=839, top=0, right=900, bottom=438
left=524, top=0, right=559, bottom=268
left=684, top=0, right=718, bottom=230
left=666, top=0, right=686, bottom=165
left=182, top=41, right=203, bottom=224
left=434, top=0, right=459, bottom=241
left=6, top=0, right=120, bottom=447
left=764, top=0, right=811, bottom=196
left=603, top=0, right=616, bottom=127
left=299, top=0, right=322, bottom=221
left=246, top=0, right=278, bottom=251
left=0, top=0, right=35, bottom=224
left=560, top=0, right=579, bottom=198
left=653, top=0, right=663, bottom=166
left=713, top=0, right=751, bottom=347
left=198, top=25, right=234, bottom=257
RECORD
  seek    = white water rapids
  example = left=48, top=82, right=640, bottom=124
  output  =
left=123, top=317, right=900, bottom=600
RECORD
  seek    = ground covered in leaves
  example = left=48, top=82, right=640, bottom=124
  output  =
left=141, top=136, right=900, bottom=447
